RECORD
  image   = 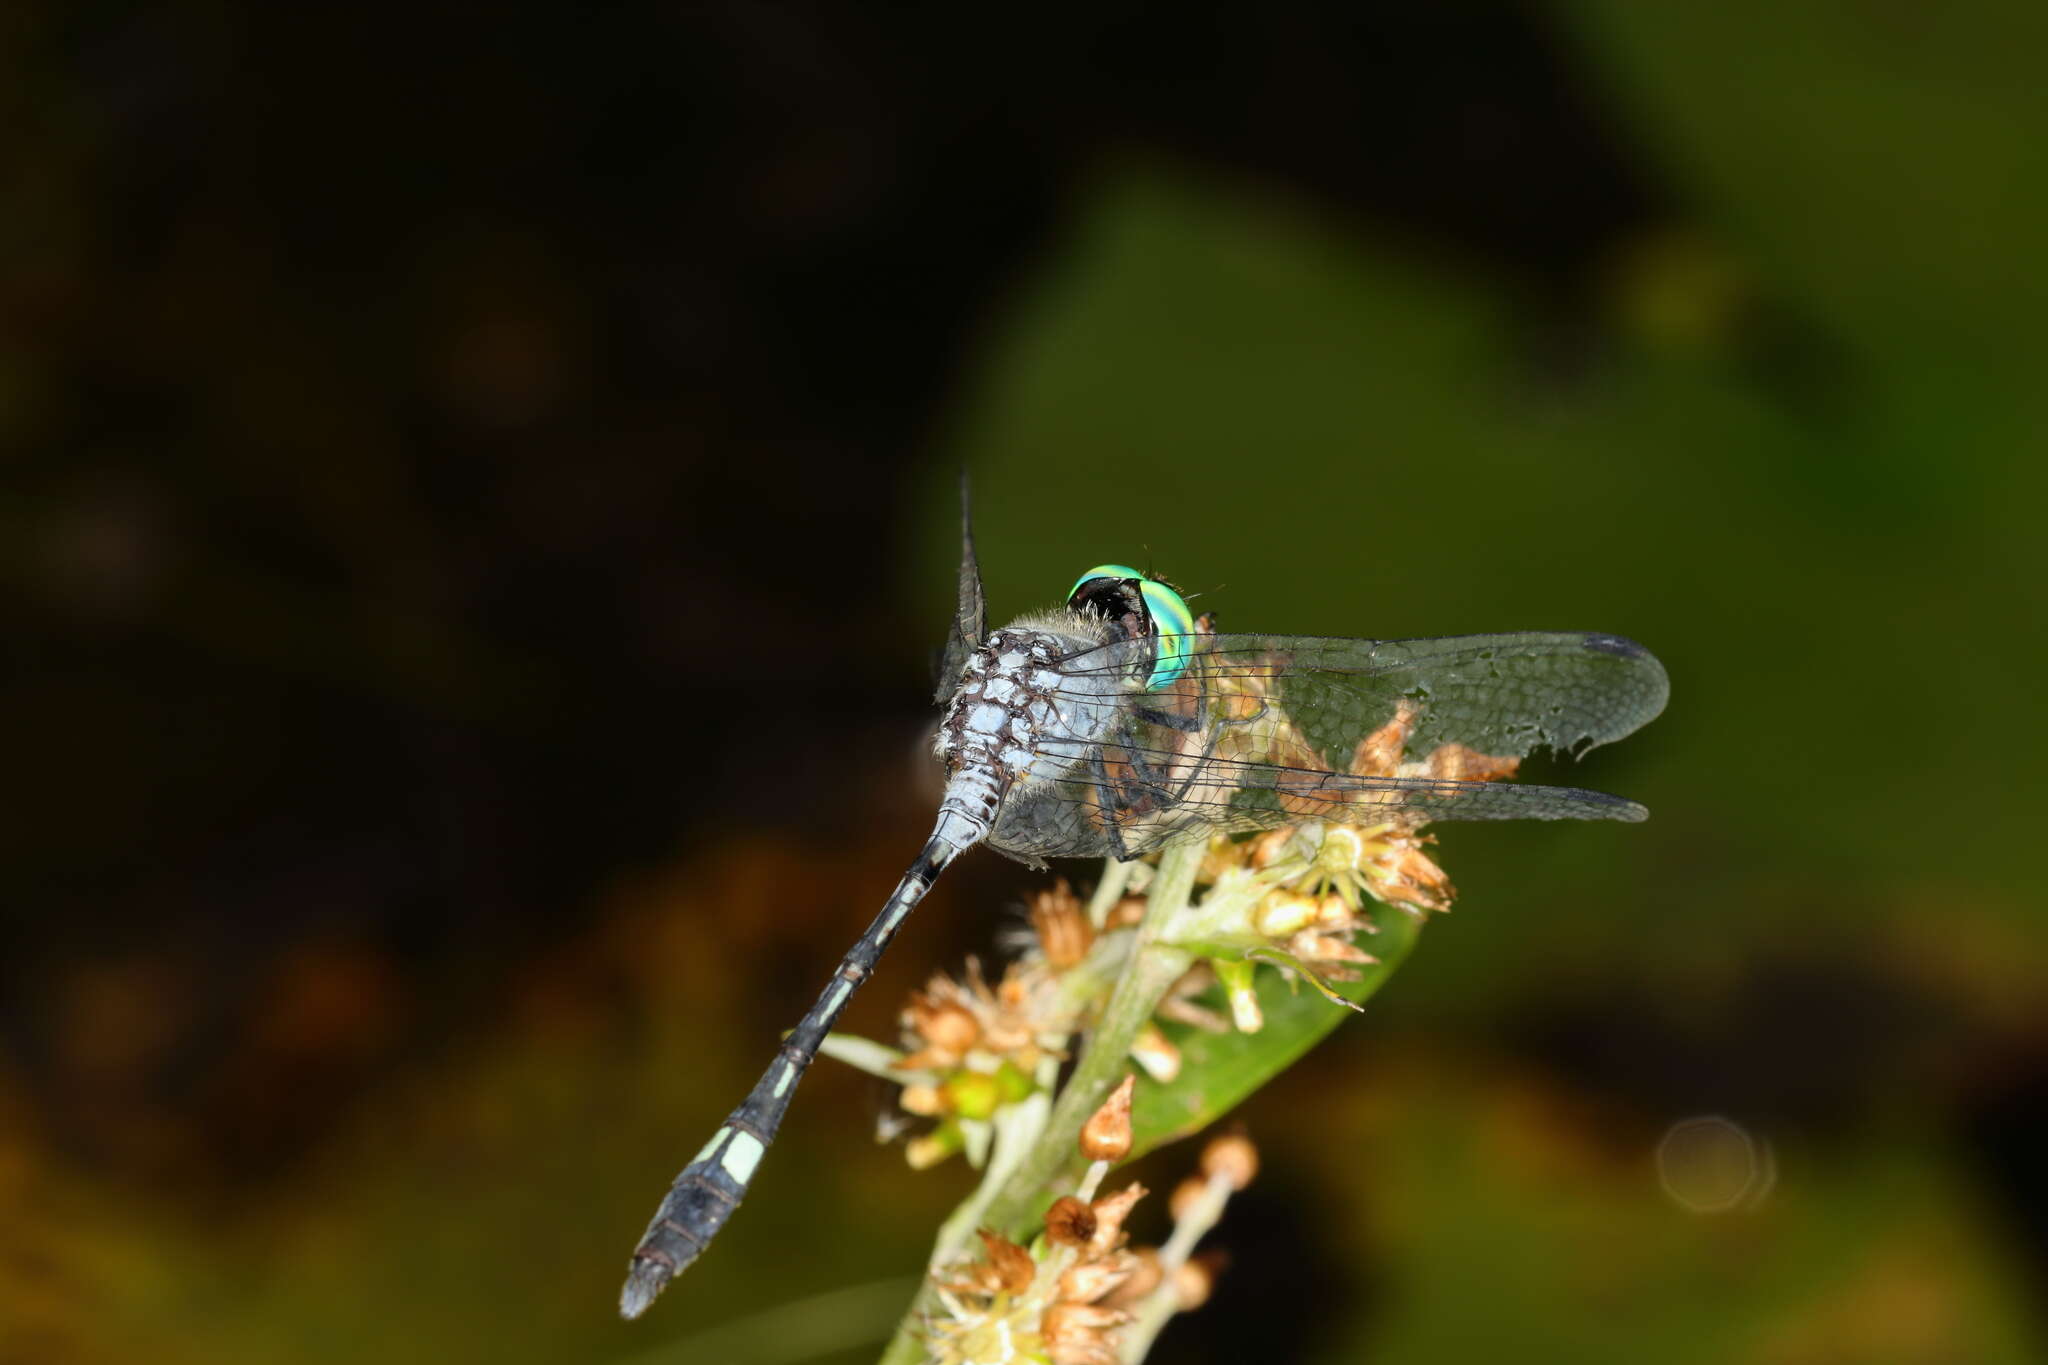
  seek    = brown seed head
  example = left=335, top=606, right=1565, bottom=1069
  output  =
left=1200, top=1133, right=1259, bottom=1190
left=1044, top=1195, right=1097, bottom=1247
left=1080, top=1074, right=1135, bottom=1162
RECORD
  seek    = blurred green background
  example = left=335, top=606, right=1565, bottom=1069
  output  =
left=4, top=2, right=2044, bottom=1363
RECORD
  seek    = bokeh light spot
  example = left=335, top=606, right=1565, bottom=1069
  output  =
left=1656, top=1115, right=1774, bottom=1213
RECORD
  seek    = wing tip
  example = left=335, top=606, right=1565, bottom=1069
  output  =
left=1575, top=632, right=1671, bottom=743
left=1581, top=631, right=1649, bottom=659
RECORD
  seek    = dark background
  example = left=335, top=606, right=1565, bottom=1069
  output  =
left=4, top=3, right=2045, bottom=1362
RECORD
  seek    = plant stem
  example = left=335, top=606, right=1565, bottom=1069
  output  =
left=1114, top=1170, right=1231, bottom=1363
left=875, top=843, right=1203, bottom=1365
left=926, top=1088, right=1049, bottom=1266
left=1085, top=857, right=1133, bottom=928
left=980, top=843, right=1199, bottom=1231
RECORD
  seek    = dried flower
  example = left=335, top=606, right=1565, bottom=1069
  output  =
left=1086, top=1184, right=1145, bottom=1256
left=1055, top=1256, right=1128, bottom=1305
left=1030, top=879, right=1095, bottom=969
left=926, top=1180, right=1150, bottom=1365
left=975, top=1228, right=1036, bottom=1294
left=1044, top=1195, right=1097, bottom=1247
left=1043, top=1302, right=1131, bottom=1364
left=1100, top=1248, right=1163, bottom=1309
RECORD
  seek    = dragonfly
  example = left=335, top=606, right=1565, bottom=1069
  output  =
left=619, top=489, right=1668, bottom=1318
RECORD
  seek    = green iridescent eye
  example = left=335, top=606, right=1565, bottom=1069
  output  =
left=1067, top=564, right=1193, bottom=691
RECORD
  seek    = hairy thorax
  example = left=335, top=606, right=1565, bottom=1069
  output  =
left=935, top=613, right=1123, bottom=823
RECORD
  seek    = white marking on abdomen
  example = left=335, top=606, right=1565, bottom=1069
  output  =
left=720, top=1131, right=766, bottom=1183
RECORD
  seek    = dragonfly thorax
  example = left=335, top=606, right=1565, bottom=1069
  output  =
left=935, top=622, right=1122, bottom=823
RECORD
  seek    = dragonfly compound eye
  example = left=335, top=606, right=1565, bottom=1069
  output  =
left=1067, top=564, right=1193, bottom=691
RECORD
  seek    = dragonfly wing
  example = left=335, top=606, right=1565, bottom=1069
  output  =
left=1011, top=630, right=1666, bottom=859
left=933, top=473, right=988, bottom=703
left=1247, top=631, right=1667, bottom=762
left=1005, top=740, right=1645, bottom=859
left=1055, top=631, right=1666, bottom=765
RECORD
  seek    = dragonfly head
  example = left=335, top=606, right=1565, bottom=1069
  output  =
left=1067, top=564, right=1193, bottom=691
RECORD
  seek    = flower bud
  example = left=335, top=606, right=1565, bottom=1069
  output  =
left=947, top=1068, right=1003, bottom=1120
left=1129, top=1023, right=1181, bottom=1082
left=906, top=1123, right=962, bottom=1169
left=899, top=1083, right=945, bottom=1117
left=1199, top=1133, right=1259, bottom=1191
left=1213, top=959, right=1263, bottom=1033
left=994, top=1058, right=1036, bottom=1104
left=1254, top=890, right=1319, bottom=937
left=1316, top=824, right=1368, bottom=873
left=1315, top=891, right=1358, bottom=931
left=1172, top=1258, right=1214, bottom=1310
left=1080, top=1074, right=1135, bottom=1162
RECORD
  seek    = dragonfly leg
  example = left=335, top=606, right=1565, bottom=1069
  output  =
left=1088, top=744, right=1136, bottom=861
left=1112, top=716, right=1188, bottom=807
left=1129, top=703, right=1200, bottom=734
left=1163, top=687, right=1228, bottom=808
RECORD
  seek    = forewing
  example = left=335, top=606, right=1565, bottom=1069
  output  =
left=1055, top=631, right=1667, bottom=766
left=999, top=630, right=1666, bottom=860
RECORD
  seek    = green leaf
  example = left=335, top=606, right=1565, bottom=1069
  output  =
left=1128, top=906, right=1426, bottom=1159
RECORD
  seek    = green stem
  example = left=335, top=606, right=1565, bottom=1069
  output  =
left=927, top=1088, right=1049, bottom=1266
left=1085, top=857, right=1133, bottom=928
left=876, top=844, right=1203, bottom=1365
left=981, top=845, right=1199, bottom=1230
